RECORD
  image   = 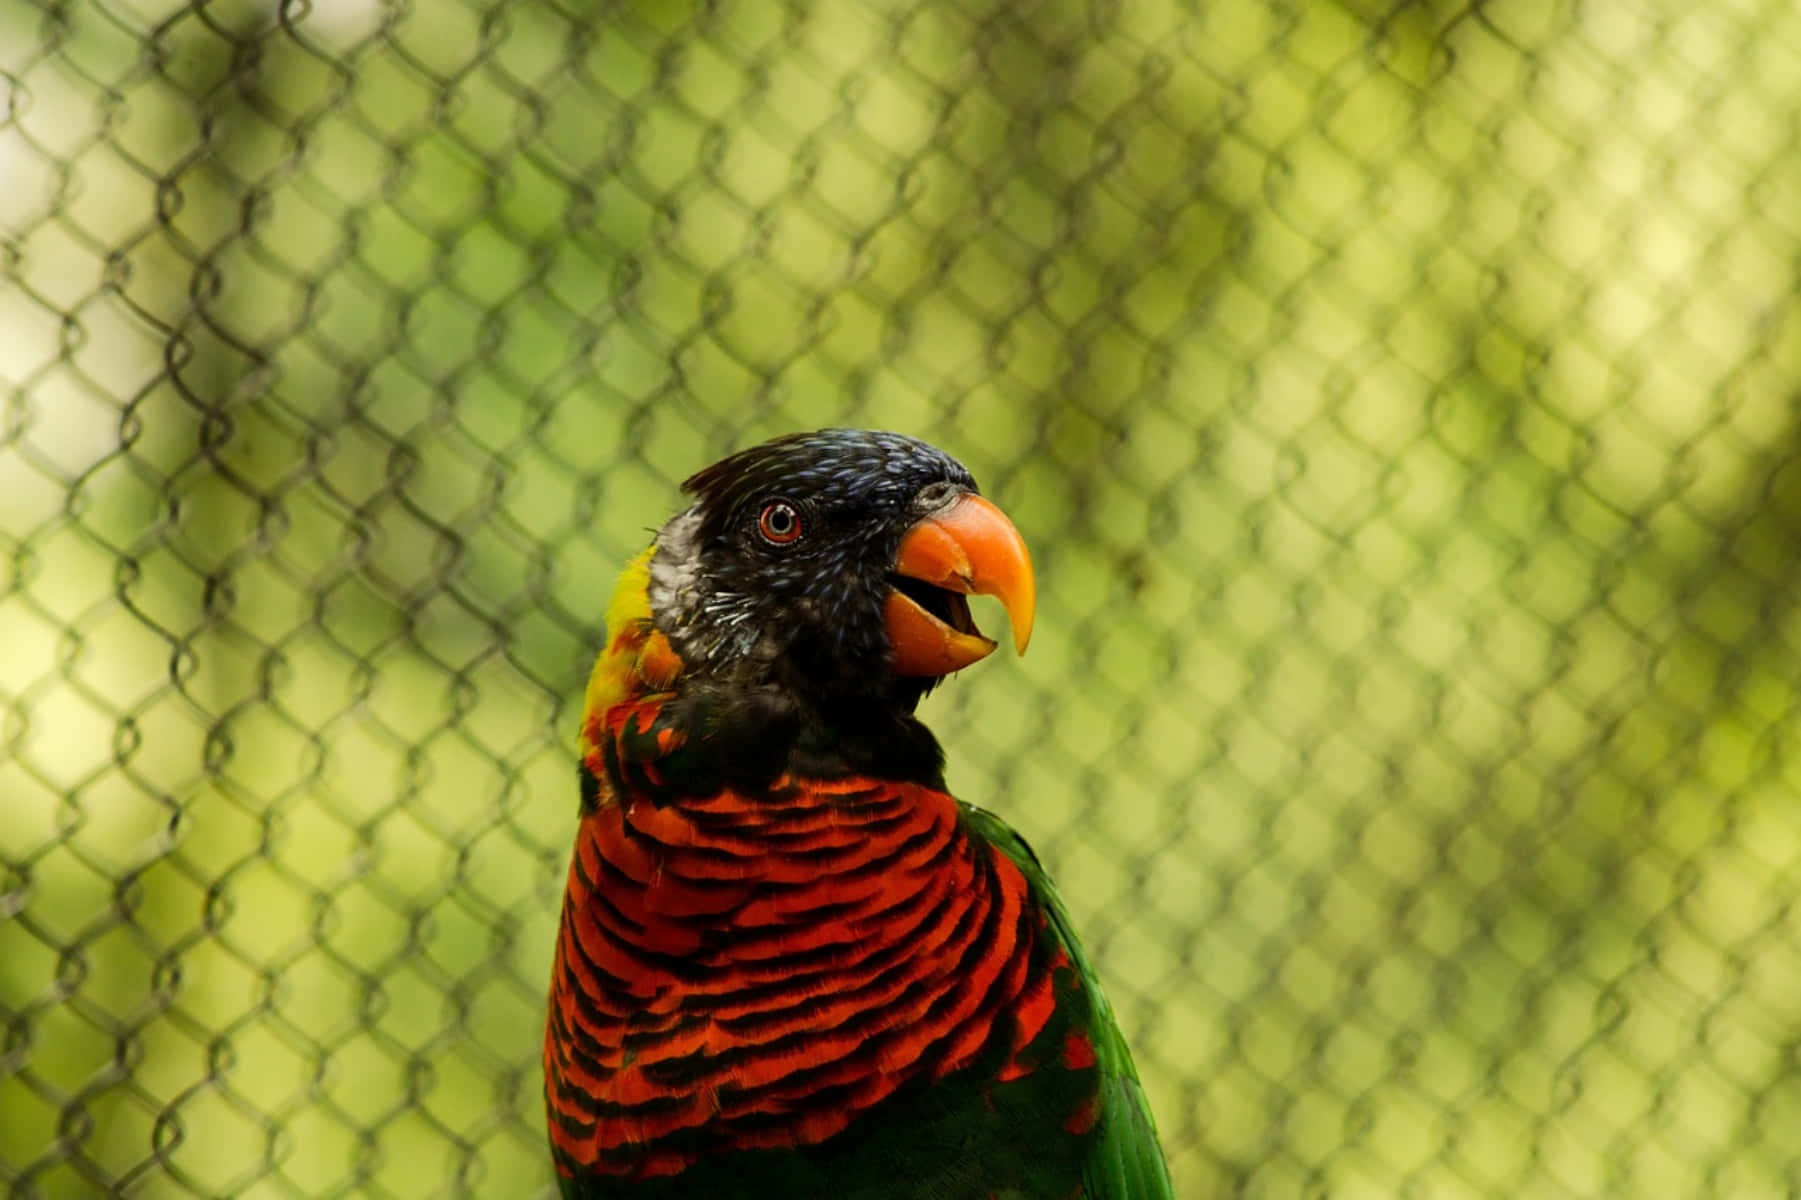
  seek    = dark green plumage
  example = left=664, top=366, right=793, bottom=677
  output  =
left=961, top=805, right=1174, bottom=1200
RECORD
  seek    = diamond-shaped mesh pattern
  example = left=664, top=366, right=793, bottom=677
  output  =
left=6, top=0, right=1801, bottom=1195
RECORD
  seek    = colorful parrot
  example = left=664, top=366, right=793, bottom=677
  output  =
left=544, top=429, right=1173, bottom=1198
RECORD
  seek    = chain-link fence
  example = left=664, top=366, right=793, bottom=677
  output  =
left=6, top=0, right=1801, bottom=1195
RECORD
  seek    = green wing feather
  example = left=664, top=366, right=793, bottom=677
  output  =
left=959, top=804, right=1176, bottom=1200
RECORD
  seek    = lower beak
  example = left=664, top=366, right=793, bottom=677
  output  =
left=885, top=493, right=1036, bottom=678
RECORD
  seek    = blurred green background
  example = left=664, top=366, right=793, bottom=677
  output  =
left=5, top=0, right=1801, bottom=1195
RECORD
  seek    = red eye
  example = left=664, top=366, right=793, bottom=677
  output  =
left=758, top=501, right=803, bottom=545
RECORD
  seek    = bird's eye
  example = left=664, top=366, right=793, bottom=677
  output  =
left=757, top=501, right=803, bottom=545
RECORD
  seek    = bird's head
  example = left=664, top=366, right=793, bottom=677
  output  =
left=643, top=428, right=1035, bottom=711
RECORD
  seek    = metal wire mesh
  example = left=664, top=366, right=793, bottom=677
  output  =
left=6, top=0, right=1801, bottom=1195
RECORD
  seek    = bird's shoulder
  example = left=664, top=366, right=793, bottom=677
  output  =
left=956, top=803, right=1176, bottom=1200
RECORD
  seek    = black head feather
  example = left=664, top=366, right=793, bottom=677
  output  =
left=647, top=429, right=979, bottom=714
left=681, top=429, right=976, bottom=546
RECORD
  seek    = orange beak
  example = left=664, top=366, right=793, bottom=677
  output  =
left=884, top=493, right=1036, bottom=677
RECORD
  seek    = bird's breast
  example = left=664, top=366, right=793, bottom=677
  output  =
left=544, top=775, right=1071, bottom=1183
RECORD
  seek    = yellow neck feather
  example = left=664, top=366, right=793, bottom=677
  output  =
left=579, top=546, right=684, bottom=752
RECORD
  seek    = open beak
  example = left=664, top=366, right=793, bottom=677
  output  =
left=885, top=492, right=1036, bottom=677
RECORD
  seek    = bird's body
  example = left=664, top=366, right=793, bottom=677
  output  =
left=545, top=431, right=1171, bottom=1198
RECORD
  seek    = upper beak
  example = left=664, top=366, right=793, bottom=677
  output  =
left=885, top=492, right=1036, bottom=677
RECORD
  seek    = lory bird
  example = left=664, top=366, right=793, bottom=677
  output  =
left=545, top=429, right=1172, bottom=1198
